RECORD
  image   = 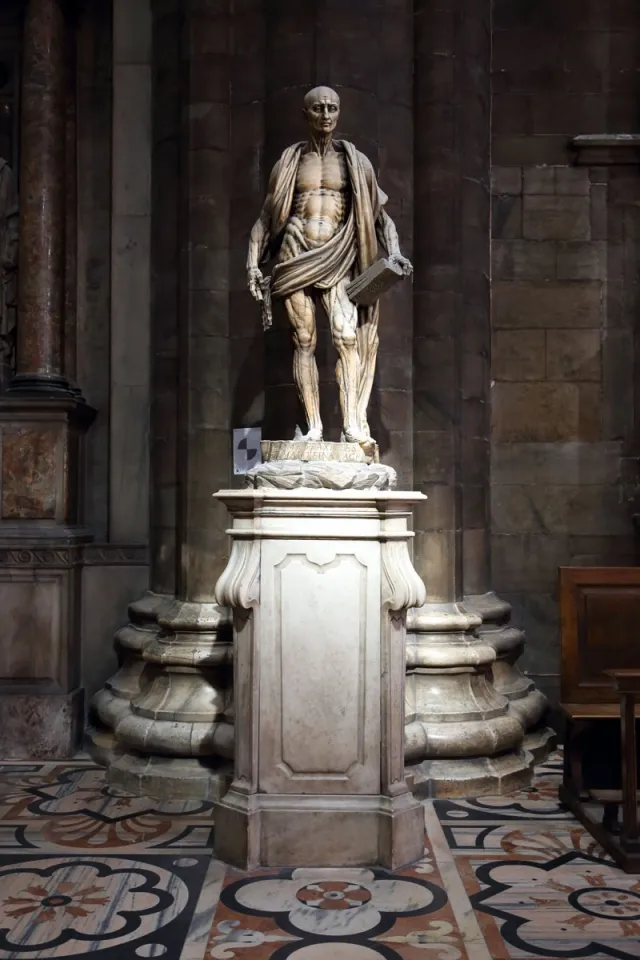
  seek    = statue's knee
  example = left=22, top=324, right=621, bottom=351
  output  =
left=294, top=330, right=315, bottom=352
left=335, top=330, right=357, bottom=350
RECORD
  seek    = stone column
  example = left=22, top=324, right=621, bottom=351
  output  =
left=105, top=0, right=234, bottom=799
left=88, top=0, right=171, bottom=767
left=64, top=14, right=78, bottom=386
left=406, top=0, right=530, bottom=797
left=0, top=0, right=96, bottom=759
left=10, top=0, right=71, bottom=396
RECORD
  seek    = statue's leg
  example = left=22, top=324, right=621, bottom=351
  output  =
left=322, top=282, right=369, bottom=443
left=283, top=289, right=322, bottom=441
left=355, top=304, right=379, bottom=437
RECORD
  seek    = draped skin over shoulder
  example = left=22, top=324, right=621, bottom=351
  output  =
left=266, top=140, right=388, bottom=299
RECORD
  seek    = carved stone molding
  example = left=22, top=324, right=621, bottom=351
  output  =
left=82, top=544, right=149, bottom=566
left=571, top=134, right=640, bottom=166
left=0, top=546, right=79, bottom=566
left=0, top=543, right=149, bottom=567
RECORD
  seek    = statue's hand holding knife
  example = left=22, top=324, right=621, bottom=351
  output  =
left=247, top=265, right=273, bottom=331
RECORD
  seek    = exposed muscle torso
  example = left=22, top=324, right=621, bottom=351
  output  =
left=279, top=144, right=350, bottom=261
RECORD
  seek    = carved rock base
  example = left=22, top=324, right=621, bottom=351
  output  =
left=213, top=484, right=427, bottom=869
left=248, top=459, right=396, bottom=490
left=405, top=602, right=533, bottom=798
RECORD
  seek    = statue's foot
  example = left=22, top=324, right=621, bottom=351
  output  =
left=343, top=425, right=372, bottom=444
left=342, top=426, right=378, bottom=460
left=294, top=425, right=323, bottom=442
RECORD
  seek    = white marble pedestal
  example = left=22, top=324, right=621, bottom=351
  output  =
left=213, top=483, right=426, bottom=869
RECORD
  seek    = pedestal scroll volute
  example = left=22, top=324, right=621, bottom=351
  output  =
left=213, top=481, right=426, bottom=870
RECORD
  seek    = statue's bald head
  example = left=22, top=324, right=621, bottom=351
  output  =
left=303, top=86, right=340, bottom=136
left=304, top=86, right=340, bottom=110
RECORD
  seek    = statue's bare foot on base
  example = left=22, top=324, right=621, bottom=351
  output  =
left=294, top=425, right=323, bottom=442
left=342, top=426, right=377, bottom=460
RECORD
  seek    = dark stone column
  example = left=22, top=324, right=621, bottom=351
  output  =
left=63, top=11, right=78, bottom=387
left=406, top=0, right=531, bottom=797
left=104, top=0, right=233, bottom=799
left=10, top=0, right=71, bottom=396
left=0, top=1, right=96, bottom=760
left=89, top=0, right=179, bottom=769
left=229, top=0, right=265, bottom=443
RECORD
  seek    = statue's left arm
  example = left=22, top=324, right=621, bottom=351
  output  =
left=376, top=209, right=413, bottom=277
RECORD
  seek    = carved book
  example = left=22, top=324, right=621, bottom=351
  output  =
left=346, top=257, right=404, bottom=306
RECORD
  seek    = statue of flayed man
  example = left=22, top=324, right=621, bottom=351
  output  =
left=247, top=86, right=412, bottom=449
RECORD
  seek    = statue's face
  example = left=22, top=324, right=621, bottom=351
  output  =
left=304, top=94, right=340, bottom=135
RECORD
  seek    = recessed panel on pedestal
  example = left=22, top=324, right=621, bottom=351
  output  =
left=259, top=541, right=381, bottom=795
left=1, top=425, right=59, bottom=519
left=0, top=575, right=60, bottom=686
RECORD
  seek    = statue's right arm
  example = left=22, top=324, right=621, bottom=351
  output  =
left=247, top=160, right=280, bottom=302
left=247, top=203, right=270, bottom=272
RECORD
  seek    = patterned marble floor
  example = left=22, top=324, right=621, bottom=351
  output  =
left=0, top=752, right=638, bottom=959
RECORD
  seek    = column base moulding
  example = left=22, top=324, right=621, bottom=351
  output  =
left=214, top=480, right=427, bottom=870
left=466, top=592, right=557, bottom=764
left=87, top=590, right=172, bottom=767
left=522, top=725, right=558, bottom=763
left=405, top=602, right=533, bottom=799
left=106, top=599, right=234, bottom=801
left=106, top=753, right=233, bottom=803
left=7, top=373, right=82, bottom=400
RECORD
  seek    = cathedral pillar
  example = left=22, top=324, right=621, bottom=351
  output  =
left=101, top=0, right=234, bottom=799
left=406, top=0, right=535, bottom=796
left=0, top=0, right=95, bottom=758
left=88, top=0, right=166, bottom=766
left=10, top=0, right=71, bottom=396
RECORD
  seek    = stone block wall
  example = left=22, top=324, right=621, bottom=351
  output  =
left=489, top=0, right=640, bottom=702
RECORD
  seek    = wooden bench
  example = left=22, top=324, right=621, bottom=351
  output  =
left=558, top=568, right=640, bottom=872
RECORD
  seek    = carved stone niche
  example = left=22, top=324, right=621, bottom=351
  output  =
left=213, top=484, right=427, bottom=870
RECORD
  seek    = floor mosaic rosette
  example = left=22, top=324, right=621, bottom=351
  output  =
left=0, top=752, right=636, bottom=959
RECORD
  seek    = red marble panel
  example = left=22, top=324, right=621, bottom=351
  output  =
left=1, top=426, right=58, bottom=519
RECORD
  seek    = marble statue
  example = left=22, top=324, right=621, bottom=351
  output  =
left=247, top=86, right=412, bottom=451
left=0, top=157, right=18, bottom=389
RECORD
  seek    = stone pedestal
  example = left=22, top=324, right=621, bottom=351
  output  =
left=213, top=460, right=426, bottom=869
left=0, top=397, right=95, bottom=758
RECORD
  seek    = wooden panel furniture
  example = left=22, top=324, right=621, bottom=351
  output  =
left=558, top=567, right=640, bottom=872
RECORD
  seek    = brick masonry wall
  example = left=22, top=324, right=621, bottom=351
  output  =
left=490, top=0, right=640, bottom=701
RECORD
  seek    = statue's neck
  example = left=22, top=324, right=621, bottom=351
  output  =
left=309, top=133, right=333, bottom=157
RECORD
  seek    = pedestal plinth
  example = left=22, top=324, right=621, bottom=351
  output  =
left=213, top=460, right=426, bottom=869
